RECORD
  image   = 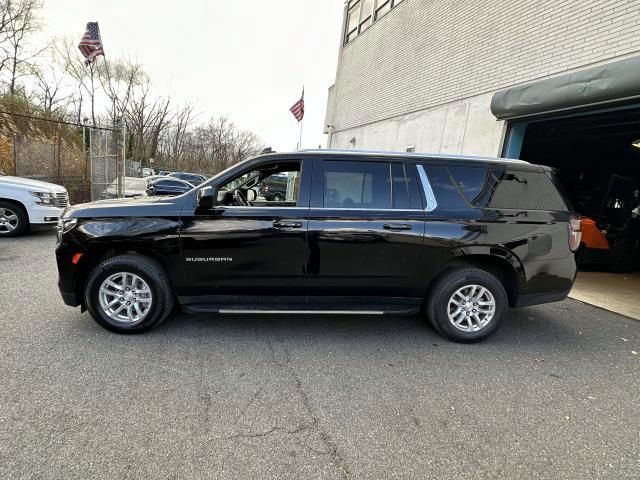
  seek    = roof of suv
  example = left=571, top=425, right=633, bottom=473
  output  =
left=271, top=149, right=531, bottom=166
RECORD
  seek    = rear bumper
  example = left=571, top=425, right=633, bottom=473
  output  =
left=514, top=289, right=571, bottom=307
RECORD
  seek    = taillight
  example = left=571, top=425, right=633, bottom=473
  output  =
left=569, top=214, right=582, bottom=252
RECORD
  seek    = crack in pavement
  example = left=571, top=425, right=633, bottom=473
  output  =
left=266, top=334, right=351, bottom=480
left=225, top=422, right=314, bottom=440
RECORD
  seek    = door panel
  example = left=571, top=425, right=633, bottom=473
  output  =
left=179, top=158, right=311, bottom=298
left=180, top=207, right=309, bottom=296
left=305, top=159, right=426, bottom=297
left=306, top=209, right=425, bottom=296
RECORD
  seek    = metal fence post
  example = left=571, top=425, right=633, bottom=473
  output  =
left=12, top=133, right=17, bottom=176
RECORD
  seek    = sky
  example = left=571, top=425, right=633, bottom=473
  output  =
left=38, top=0, right=345, bottom=151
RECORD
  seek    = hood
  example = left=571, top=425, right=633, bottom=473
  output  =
left=63, top=194, right=191, bottom=218
left=0, top=175, right=67, bottom=192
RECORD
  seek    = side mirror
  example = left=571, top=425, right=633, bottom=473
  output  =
left=197, top=186, right=214, bottom=209
left=246, top=189, right=257, bottom=202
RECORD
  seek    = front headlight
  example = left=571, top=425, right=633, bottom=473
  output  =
left=56, top=218, right=77, bottom=235
left=30, top=191, right=55, bottom=206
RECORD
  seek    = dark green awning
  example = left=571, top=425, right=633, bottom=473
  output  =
left=491, top=56, right=640, bottom=120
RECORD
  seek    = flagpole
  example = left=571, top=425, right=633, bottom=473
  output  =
left=298, top=120, right=303, bottom=151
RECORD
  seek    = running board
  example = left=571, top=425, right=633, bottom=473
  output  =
left=182, top=305, right=420, bottom=315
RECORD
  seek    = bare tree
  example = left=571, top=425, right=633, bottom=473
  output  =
left=55, top=36, right=98, bottom=125
left=0, top=0, right=43, bottom=95
left=96, top=58, right=146, bottom=123
left=29, top=48, right=71, bottom=115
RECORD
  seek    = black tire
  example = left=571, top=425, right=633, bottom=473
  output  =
left=0, top=201, right=28, bottom=237
left=426, top=268, right=508, bottom=343
left=84, top=254, right=175, bottom=334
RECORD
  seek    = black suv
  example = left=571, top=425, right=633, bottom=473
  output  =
left=56, top=150, right=579, bottom=342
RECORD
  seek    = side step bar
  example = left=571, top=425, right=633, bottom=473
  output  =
left=182, top=305, right=420, bottom=315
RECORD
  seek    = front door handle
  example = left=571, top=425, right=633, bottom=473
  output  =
left=383, top=223, right=412, bottom=231
left=273, top=221, right=303, bottom=229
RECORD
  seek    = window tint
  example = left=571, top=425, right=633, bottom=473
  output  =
left=405, top=164, right=424, bottom=209
left=391, top=163, right=411, bottom=209
left=324, top=161, right=390, bottom=209
left=422, top=165, right=468, bottom=210
left=448, top=166, right=489, bottom=204
left=477, top=169, right=567, bottom=211
left=157, top=180, right=186, bottom=188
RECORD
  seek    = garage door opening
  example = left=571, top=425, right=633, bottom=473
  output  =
left=514, top=106, right=640, bottom=275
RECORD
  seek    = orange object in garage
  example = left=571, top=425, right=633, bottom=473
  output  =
left=580, top=217, right=610, bottom=250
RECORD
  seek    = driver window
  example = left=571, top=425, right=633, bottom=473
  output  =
left=219, top=161, right=301, bottom=207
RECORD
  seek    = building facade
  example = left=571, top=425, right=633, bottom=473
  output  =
left=324, top=0, right=640, bottom=157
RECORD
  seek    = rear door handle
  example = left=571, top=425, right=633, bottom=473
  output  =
left=273, top=221, right=303, bottom=229
left=383, top=223, right=412, bottom=231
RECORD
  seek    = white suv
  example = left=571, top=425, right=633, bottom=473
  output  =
left=0, top=171, right=69, bottom=237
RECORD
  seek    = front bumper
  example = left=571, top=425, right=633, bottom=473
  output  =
left=29, top=204, right=65, bottom=224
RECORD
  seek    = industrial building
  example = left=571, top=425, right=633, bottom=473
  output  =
left=324, top=0, right=640, bottom=314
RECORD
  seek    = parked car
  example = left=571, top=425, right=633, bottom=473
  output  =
left=55, top=150, right=579, bottom=342
left=145, top=178, right=194, bottom=196
left=259, top=173, right=288, bottom=201
left=0, top=171, right=69, bottom=237
left=101, top=177, right=147, bottom=199
left=168, top=172, right=207, bottom=185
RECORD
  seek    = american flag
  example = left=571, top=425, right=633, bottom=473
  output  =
left=78, top=22, right=104, bottom=65
left=289, top=88, right=304, bottom=122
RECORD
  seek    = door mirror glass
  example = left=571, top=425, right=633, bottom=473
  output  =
left=198, top=186, right=214, bottom=209
left=246, top=189, right=257, bottom=202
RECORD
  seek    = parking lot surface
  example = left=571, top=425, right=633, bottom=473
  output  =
left=1, top=232, right=639, bottom=479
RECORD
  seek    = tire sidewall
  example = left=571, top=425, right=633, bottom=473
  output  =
left=85, top=259, right=167, bottom=333
left=428, top=269, right=507, bottom=343
left=0, top=201, right=28, bottom=237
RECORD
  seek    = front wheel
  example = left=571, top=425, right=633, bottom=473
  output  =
left=0, top=201, right=28, bottom=237
left=84, top=254, right=175, bottom=333
left=426, top=268, right=507, bottom=343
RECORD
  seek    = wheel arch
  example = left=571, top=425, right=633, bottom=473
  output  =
left=0, top=197, right=28, bottom=216
left=73, top=244, right=177, bottom=307
left=0, top=197, right=30, bottom=233
left=424, top=247, right=525, bottom=307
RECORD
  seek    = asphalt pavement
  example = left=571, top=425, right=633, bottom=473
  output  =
left=1, top=231, right=639, bottom=479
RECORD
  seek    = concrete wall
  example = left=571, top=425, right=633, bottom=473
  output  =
left=329, top=92, right=505, bottom=157
left=327, top=0, right=640, bottom=154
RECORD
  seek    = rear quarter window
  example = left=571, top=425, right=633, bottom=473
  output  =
left=476, top=169, right=567, bottom=211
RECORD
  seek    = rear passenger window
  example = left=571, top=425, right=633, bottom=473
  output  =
left=448, top=166, right=489, bottom=204
left=423, top=165, right=468, bottom=210
left=391, top=163, right=410, bottom=209
left=476, top=169, right=567, bottom=211
left=323, top=161, right=391, bottom=209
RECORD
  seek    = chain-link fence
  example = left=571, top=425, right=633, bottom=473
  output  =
left=89, top=128, right=118, bottom=200
left=0, top=112, right=135, bottom=203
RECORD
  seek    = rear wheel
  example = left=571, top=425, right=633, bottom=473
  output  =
left=426, top=268, right=507, bottom=343
left=85, top=254, right=175, bottom=333
left=0, top=201, right=28, bottom=237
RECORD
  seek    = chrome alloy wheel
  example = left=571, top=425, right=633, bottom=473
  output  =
left=0, top=207, right=18, bottom=233
left=447, top=284, right=496, bottom=332
left=98, top=272, right=153, bottom=324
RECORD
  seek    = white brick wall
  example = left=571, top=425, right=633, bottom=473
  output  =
left=329, top=0, right=640, bottom=133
